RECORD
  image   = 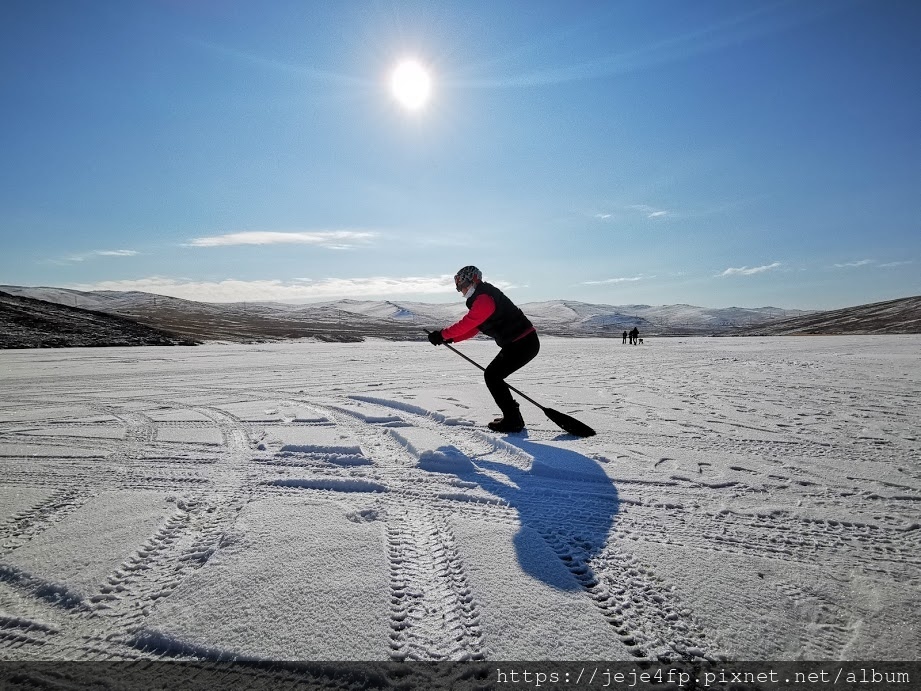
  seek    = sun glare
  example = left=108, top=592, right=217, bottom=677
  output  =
left=390, top=59, right=432, bottom=111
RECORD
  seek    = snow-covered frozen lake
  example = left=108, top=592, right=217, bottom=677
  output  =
left=0, top=336, right=918, bottom=663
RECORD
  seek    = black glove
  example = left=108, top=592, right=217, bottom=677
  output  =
left=428, top=330, right=445, bottom=346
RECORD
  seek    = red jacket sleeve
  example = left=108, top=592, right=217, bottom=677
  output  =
left=441, top=294, right=496, bottom=343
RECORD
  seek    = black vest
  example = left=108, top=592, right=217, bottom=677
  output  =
left=466, top=282, right=534, bottom=347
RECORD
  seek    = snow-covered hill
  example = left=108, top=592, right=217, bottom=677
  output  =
left=0, top=290, right=194, bottom=348
left=736, top=295, right=921, bottom=335
left=0, top=285, right=817, bottom=343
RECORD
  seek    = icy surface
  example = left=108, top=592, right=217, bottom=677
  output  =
left=0, top=336, right=918, bottom=662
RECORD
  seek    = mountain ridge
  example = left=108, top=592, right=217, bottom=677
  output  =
left=1, top=285, right=917, bottom=346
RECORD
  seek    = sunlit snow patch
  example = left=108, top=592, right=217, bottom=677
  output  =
left=156, top=427, right=223, bottom=446
left=417, top=447, right=475, bottom=474
left=270, top=478, right=387, bottom=493
left=0, top=443, right=106, bottom=459
left=264, top=427, right=371, bottom=466
left=280, top=443, right=363, bottom=455
left=500, top=436, right=610, bottom=485
left=145, top=408, right=212, bottom=422
left=217, top=400, right=330, bottom=424
left=329, top=402, right=410, bottom=426
left=16, top=425, right=125, bottom=440
left=349, top=394, right=473, bottom=426
left=388, top=427, right=474, bottom=474
left=1, top=405, right=106, bottom=424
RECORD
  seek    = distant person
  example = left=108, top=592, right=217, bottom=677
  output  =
left=629, top=326, right=639, bottom=345
left=622, top=330, right=628, bottom=344
left=427, top=266, right=539, bottom=433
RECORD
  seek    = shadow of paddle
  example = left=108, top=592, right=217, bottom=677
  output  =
left=452, top=435, right=619, bottom=592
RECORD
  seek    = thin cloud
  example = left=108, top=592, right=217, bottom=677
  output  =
left=592, top=206, right=669, bottom=221
left=67, top=276, right=457, bottom=303
left=187, top=231, right=377, bottom=250
left=95, top=250, right=139, bottom=257
left=628, top=205, right=669, bottom=219
left=832, top=259, right=916, bottom=269
left=833, top=259, right=874, bottom=268
left=52, top=249, right=140, bottom=264
left=582, top=275, right=650, bottom=286
left=719, top=262, right=782, bottom=277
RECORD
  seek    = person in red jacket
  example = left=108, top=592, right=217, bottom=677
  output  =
left=428, top=266, right=539, bottom=433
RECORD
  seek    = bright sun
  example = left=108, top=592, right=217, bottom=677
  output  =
left=390, top=59, right=432, bottom=111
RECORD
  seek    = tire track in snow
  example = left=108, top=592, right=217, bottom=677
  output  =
left=620, top=503, right=920, bottom=581
left=578, top=412, right=920, bottom=582
left=5, top=363, right=910, bottom=662
left=230, top=394, right=488, bottom=660
left=295, top=400, right=487, bottom=661
left=150, top=404, right=256, bottom=578
left=543, top=531, right=715, bottom=662
left=344, top=394, right=719, bottom=663
left=0, top=489, right=93, bottom=556
left=769, top=578, right=857, bottom=660
left=0, top=503, right=200, bottom=661
left=387, top=502, right=484, bottom=661
left=0, top=399, right=259, bottom=660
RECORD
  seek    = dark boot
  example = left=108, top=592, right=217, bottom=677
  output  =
left=488, top=402, right=524, bottom=433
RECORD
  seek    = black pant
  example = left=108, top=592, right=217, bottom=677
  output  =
left=484, top=331, right=540, bottom=413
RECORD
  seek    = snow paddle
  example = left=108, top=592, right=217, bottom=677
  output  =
left=423, top=329, right=596, bottom=437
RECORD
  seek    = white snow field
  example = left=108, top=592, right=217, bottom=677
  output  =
left=0, top=336, right=918, bottom=664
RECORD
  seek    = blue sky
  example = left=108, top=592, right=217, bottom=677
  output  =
left=1, top=0, right=918, bottom=309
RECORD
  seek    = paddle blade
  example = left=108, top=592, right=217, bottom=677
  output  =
left=544, top=408, right=596, bottom=437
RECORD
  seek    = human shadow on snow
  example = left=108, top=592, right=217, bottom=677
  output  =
left=433, top=434, right=619, bottom=592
